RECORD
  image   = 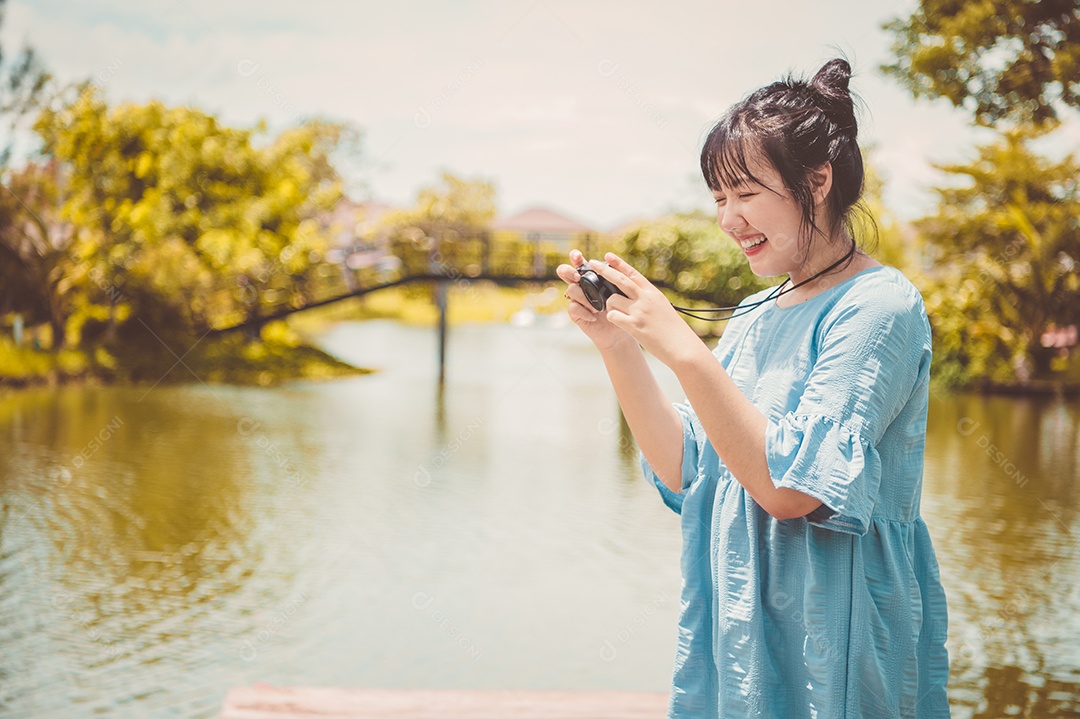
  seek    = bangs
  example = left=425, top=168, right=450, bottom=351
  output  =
left=700, top=115, right=770, bottom=193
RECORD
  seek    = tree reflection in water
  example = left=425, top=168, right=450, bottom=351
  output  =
left=923, top=393, right=1080, bottom=718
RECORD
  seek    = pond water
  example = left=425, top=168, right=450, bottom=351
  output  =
left=0, top=319, right=1077, bottom=718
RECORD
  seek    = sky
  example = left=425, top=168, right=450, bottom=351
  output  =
left=5, top=0, right=1070, bottom=231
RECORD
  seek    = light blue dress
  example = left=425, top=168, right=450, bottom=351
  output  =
left=642, top=265, right=951, bottom=718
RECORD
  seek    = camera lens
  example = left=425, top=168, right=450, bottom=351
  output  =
left=577, top=270, right=606, bottom=310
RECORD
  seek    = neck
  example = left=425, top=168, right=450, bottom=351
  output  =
left=787, top=233, right=855, bottom=288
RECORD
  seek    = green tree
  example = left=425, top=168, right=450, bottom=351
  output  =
left=860, top=151, right=916, bottom=271
left=916, top=131, right=1079, bottom=385
left=0, top=0, right=53, bottom=345
left=882, top=0, right=1080, bottom=127
left=0, top=0, right=49, bottom=167
left=0, top=160, right=76, bottom=347
left=380, top=171, right=497, bottom=274
left=615, top=211, right=773, bottom=312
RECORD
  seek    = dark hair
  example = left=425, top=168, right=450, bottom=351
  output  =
left=700, top=58, right=872, bottom=256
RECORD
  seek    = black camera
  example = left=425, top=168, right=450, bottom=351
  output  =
left=576, top=262, right=627, bottom=311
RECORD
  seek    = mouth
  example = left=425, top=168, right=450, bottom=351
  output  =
left=736, top=234, right=767, bottom=254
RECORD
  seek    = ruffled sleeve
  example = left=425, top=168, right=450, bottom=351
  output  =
left=766, top=413, right=881, bottom=534
left=640, top=402, right=700, bottom=514
left=764, top=278, right=932, bottom=535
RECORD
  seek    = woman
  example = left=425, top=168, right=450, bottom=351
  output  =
left=557, top=59, right=951, bottom=718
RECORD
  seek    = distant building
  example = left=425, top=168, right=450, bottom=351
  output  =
left=322, top=198, right=396, bottom=248
left=493, top=206, right=595, bottom=239
left=352, top=200, right=396, bottom=242
left=321, top=198, right=402, bottom=283
left=492, top=206, right=598, bottom=272
left=321, top=201, right=608, bottom=278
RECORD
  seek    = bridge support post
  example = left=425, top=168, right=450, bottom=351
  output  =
left=435, top=280, right=448, bottom=384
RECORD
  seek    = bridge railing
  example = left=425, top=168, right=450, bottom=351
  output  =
left=210, top=231, right=617, bottom=336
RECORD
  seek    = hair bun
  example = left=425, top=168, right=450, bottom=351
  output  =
left=811, top=58, right=852, bottom=95
left=809, top=58, right=857, bottom=139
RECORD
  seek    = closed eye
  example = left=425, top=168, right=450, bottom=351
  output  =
left=714, top=193, right=755, bottom=205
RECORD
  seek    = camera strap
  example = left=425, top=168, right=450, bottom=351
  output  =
left=670, top=237, right=857, bottom=322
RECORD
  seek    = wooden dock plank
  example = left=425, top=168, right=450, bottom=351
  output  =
left=220, top=685, right=670, bottom=719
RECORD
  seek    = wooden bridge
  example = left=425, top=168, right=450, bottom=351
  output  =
left=208, top=271, right=569, bottom=337
left=209, top=269, right=571, bottom=383
left=219, top=685, right=669, bottom=718
left=208, top=258, right=675, bottom=382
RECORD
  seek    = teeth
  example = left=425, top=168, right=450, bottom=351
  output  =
left=740, top=235, right=766, bottom=249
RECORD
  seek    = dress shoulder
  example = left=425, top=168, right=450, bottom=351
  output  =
left=812, top=266, right=931, bottom=351
left=826, top=265, right=926, bottom=318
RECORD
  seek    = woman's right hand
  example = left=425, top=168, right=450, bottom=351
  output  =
left=557, top=249, right=634, bottom=352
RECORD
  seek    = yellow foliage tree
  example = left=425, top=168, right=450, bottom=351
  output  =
left=916, top=131, right=1080, bottom=386
left=34, top=85, right=354, bottom=341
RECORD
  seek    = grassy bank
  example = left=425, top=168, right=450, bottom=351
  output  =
left=0, top=338, right=92, bottom=387
left=0, top=283, right=564, bottom=389
left=0, top=321, right=370, bottom=389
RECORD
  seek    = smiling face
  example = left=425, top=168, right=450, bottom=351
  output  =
left=711, top=153, right=816, bottom=280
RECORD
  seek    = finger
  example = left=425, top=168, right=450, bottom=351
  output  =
left=604, top=293, right=631, bottom=315
left=567, top=300, right=597, bottom=323
left=564, top=283, right=598, bottom=314
left=556, top=263, right=582, bottom=284
left=588, top=258, right=639, bottom=298
left=602, top=305, right=630, bottom=331
left=604, top=252, right=649, bottom=288
left=569, top=249, right=586, bottom=267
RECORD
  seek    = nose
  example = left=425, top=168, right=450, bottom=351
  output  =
left=718, top=202, right=746, bottom=236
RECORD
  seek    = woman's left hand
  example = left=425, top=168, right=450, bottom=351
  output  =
left=589, top=252, right=703, bottom=368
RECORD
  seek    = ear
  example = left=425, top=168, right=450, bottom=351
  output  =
left=809, top=162, right=833, bottom=206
